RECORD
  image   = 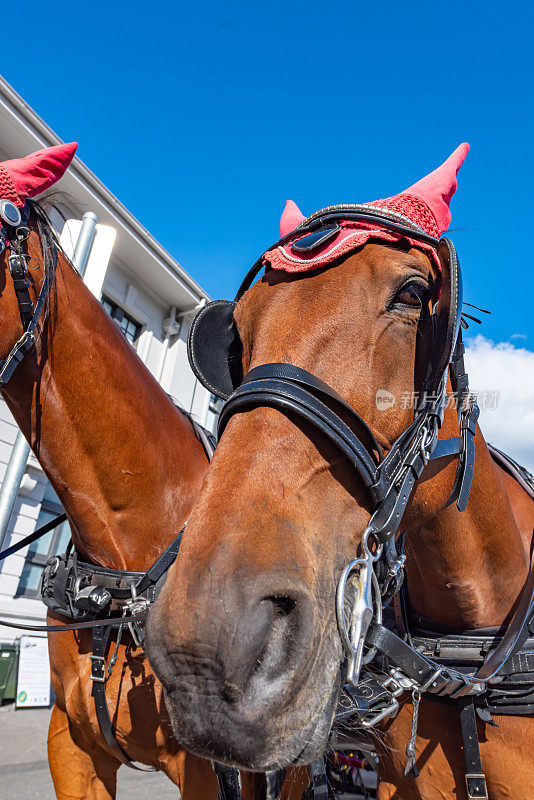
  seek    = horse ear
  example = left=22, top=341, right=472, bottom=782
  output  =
left=401, top=143, right=469, bottom=236
left=280, top=200, right=305, bottom=238
left=0, top=143, right=78, bottom=206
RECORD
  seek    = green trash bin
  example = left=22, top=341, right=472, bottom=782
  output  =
left=0, top=643, right=18, bottom=703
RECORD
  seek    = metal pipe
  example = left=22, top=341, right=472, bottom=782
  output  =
left=73, top=212, right=98, bottom=277
left=155, top=306, right=178, bottom=384
left=0, top=433, right=31, bottom=550
left=0, top=211, right=99, bottom=552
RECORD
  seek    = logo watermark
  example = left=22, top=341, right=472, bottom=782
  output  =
left=375, top=389, right=396, bottom=411
left=375, top=389, right=500, bottom=411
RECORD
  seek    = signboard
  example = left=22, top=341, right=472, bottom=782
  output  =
left=16, top=635, right=50, bottom=708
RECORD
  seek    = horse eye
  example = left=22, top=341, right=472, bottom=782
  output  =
left=394, top=283, right=429, bottom=308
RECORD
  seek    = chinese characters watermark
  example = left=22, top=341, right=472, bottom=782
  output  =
left=375, top=389, right=500, bottom=411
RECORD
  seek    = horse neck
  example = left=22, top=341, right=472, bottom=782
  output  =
left=403, top=404, right=531, bottom=629
left=1, top=252, right=208, bottom=570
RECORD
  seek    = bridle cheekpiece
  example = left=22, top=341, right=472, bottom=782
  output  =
left=0, top=200, right=58, bottom=386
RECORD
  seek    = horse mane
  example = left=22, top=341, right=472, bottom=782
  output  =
left=23, top=197, right=82, bottom=327
left=27, top=196, right=77, bottom=272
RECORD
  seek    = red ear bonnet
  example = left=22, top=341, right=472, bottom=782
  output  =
left=0, top=142, right=78, bottom=208
left=265, top=144, right=470, bottom=273
left=280, top=199, right=305, bottom=238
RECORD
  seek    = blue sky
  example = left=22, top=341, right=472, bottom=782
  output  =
left=4, top=0, right=533, bottom=347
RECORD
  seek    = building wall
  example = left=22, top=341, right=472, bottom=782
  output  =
left=0, top=401, right=49, bottom=642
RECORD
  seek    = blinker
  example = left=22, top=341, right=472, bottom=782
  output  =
left=291, top=223, right=340, bottom=253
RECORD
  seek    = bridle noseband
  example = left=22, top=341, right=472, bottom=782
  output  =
left=0, top=200, right=58, bottom=386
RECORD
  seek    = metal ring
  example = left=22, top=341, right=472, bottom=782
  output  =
left=362, top=527, right=383, bottom=561
left=419, top=425, right=430, bottom=466
left=362, top=569, right=383, bottom=665
left=336, top=557, right=367, bottom=654
left=335, top=557, right=383, bottom=660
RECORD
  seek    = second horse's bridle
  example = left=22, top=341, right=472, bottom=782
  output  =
left=0, top=200, right=58, bottom=386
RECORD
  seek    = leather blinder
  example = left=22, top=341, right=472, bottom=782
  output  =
left=187, top=300, right=243, bottom=400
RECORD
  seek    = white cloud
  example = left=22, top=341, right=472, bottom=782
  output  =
left=465, top=335, right=534, bottom=472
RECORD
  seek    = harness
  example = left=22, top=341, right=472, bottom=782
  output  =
left=1, top=199, right=533, bottom=798
left=187, top=205, right=534, bottom=799
left=0, top=208, right=239, bottom=785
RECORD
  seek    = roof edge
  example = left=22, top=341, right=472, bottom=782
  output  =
left=0, top=76, right=209, bottom=303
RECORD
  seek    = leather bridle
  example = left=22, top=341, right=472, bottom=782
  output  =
left=204, top=209, right=479, bottom=688
left=0, top=200, right=58, bottom=386
left=188, top=208, right=534, bottom=797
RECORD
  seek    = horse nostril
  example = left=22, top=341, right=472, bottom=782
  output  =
left=267, top=595, right=296, bottom=618
left=222, top=680, right=243, bottom=704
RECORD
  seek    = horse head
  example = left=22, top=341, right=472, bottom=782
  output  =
left=146, top=146, right=470, bottom=771
left=0, top=143, right=76, bottom=382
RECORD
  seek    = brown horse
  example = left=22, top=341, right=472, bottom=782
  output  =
left=0, top=198, right=224, bottom=798
left=146, top=189, right=534, bottom=796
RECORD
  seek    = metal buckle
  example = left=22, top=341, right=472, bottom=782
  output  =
left=123, top=585, right=150, bottom=650
left=90, top=655, right=106, bottom=683
left=465, top=773, right=488, bottom=799
left=359, top=670, right=413, bottom=729
left=419, top=667, right=445, bottom=694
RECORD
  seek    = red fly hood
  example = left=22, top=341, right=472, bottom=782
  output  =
left=369, top=142, right=470, bottom=237
left=267, top=143, right=470, bottom=273
left=0, top=142, right=78, bottom=208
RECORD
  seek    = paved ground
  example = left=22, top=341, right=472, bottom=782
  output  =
left=0, top=703, right=179, bottom=799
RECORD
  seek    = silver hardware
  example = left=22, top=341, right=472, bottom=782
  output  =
left=404, top=688, right=421, bottom=776
left=124, top=584, right=150, bottom=650
left=337, top=531, right=383, bottom=686
left=389, top=668, right=417, bottom=691
left=381, top=552, right=406, bottom=598
left=465, top=773, right=488, bottom=800
left=419, top=667, right=445, bottom=693
left=419, top=425, right=431, bottom=466
left=73, top=575, right=83, bottom=597
left=48, top=556, right=60, bottom=579
left=0, top=199, right=21, bottom=227
left=90, top=654, right=106, bottom=683
left=359, top=673, right=405, bottom=728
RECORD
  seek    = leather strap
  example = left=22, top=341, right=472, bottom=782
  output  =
left=219, top=372, right=382, bottom=498
left=0, top=512, right=66, bottom=561
left=366, top=622, right=482, bottom=698
left=211, top=762, right=243, bottom=800
left=307, top=758, right=329, bottom=800
left=474, top=558, right=534, bottom=682
left=9, top=253, right=34, bottom=329
left=242, top=363, right=383, bottom=457
left=91, top=625, right=155, bottom=771
left=459, top=697, right=488, bottom=799
left=0, top=243, right=58, bottom=385
left=134, top=529, right=184, bottom=596
left=0, top=612, right=149, bottom=633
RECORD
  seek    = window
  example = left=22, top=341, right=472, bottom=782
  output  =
left=209, top=394, right=224, bottom=416
left=102, top=297, right=142, bottom=346
left=16, top=483, right=72, bottom=599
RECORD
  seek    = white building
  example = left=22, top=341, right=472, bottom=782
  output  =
left=0, top=77, right=218, bottom=643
